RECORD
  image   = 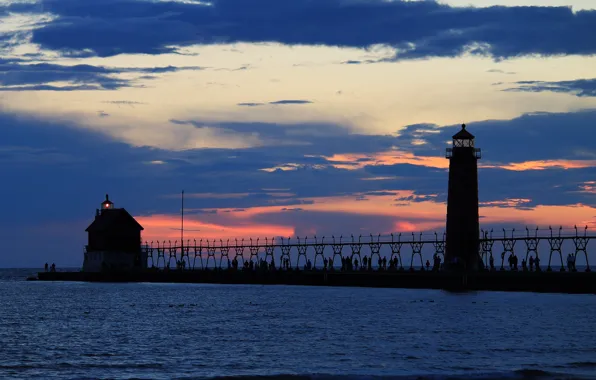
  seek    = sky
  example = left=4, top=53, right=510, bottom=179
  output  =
left=1, top=0, right=595, bottom=267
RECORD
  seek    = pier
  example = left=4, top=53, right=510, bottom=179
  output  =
left=37, top=264, right=596, bottom=294
left=138, top=226, right=592, bottom=273
left=36, top=225, right=596, bottom=294
left=34, top=124, right=596, bottom=294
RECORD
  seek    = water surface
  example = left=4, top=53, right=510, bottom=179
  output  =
left=1, top=269, right=595, bottom=380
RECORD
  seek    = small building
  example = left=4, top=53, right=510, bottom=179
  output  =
left=83, top=194, right=147, bottom=272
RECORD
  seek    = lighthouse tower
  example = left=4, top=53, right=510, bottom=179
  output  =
left=445, top=124, right=482, bottom=271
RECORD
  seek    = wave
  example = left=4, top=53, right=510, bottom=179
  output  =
left=167, top=370, right=596, bottom=380
left=1, top=368, right=593, bottom=380
left=567, top=362, right=596, bottom=369
left=0, top=362, right=163, bottom=370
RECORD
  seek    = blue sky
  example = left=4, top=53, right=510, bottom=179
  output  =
left=1, top=0, right=595, bottom=267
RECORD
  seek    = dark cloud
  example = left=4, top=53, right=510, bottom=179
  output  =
left=487, top=69, right=516, bottom=75
left=0, top=84, right=103, bottom=91
left=214, top=65, right=251, bottom=72
left=193, top=209, right=218, bottom=215
left=102, top=100, right=147, bottom=106
left=0, top=62, right=129, bottom=89
left=393, top=111, right=596, bottom=162
left=11, top=0, right=594, bottom=59
left=478, top=167, right=596, bottom=209
left=238, top=100, right=313, bottom=107
left=139, top=66, right=202, bottom=73
left=339, top=59, right=387, bottom=65
left=237, top=102, right=265, bottom=107
left=269, top=100, right=313, bottom=105
left=504, top=78, right=596, bottom=97
left=0, top=31, right=25, bottom=51
left=0, top=61, right=203, bottom=91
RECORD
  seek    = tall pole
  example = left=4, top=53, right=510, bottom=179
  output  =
left=181, top=190, right=184, bottom=250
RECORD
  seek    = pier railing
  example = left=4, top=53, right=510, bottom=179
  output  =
left=140, top=225, right=593, bottom=273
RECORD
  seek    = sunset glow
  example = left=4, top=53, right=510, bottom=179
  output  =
left=136, top=214, right=295, bottom=242
left=135, top=191, right=596, bottom=242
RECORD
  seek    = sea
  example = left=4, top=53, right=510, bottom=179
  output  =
left=1, top=268, right=595, bottom=380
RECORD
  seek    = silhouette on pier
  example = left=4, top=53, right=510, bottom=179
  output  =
left=141, top=225, right=592, bottom=273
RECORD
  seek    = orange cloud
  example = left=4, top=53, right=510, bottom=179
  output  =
left=360, top=176, right=400, bottom=181
left=227, top=190, right=443, bottom=221
left=135, top=214, right=294, bottom=243
left=136, top=191, right=596, bottom=241
left=322, top=151, right=448, bottom=170
left=262, top=150, right=596, bottom=173
left=579, top=181, right=596, bottom=194
left=481, top=160, right=596, bottom=171
left=480, top=198, right=532, bottom=207
left=393, top=221, right=444, bottom=233
left=260, top=163, right=328, bottom=172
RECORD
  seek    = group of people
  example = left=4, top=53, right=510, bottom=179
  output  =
left=238, top=258, right=277, bottom=271
left=491, top=253, right=542, bottom=271
left=230, top=255, right=443, bottom=272
left=566, top=253, right=578, bottom=271
left=154, top=252, right=583, bottom=272
left=490, top=252, right=579, bottom=272
left=157, top=255, right=444, bottom=272
left=327, top=254, right=444, bottom=272
left=44, top=263, right=56, bottom=272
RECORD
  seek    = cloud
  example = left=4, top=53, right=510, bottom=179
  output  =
left=11, top=0, right=595, bottom=59
left=504, top=78, right=596, bottom=97
left=136, top=214, right=295, bottom=243
left=578, top=181, right=596, bottom=194
left=237, top=100, right=314, bottom=107
left=0, top=84, right=104, bottom=91
left=0, top=145, right=83, bottom=165
left=0, top=62, right=129, bottom=90
left=390, top=111, right=596, bottom=162
left=487, top=69, right=516, bottom=74
left=102, top=100, right=147, bottom=106
left=269, top=100, right=313, bottom=105
left=237, top=102, right=265, bottom=107
left=0, top=61, right=203, bottom=91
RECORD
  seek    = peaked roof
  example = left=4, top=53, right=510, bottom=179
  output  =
left=85, top=208, right=144, bottom=232
left=453, top=124, right=475, bottom=139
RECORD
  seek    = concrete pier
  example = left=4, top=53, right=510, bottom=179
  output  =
left=35, top=269, right=596, bottom=295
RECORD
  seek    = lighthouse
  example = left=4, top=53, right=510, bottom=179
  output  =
left=445, top=124, right=482, bottom=271
left=84, top=194, right=146, bottom=272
